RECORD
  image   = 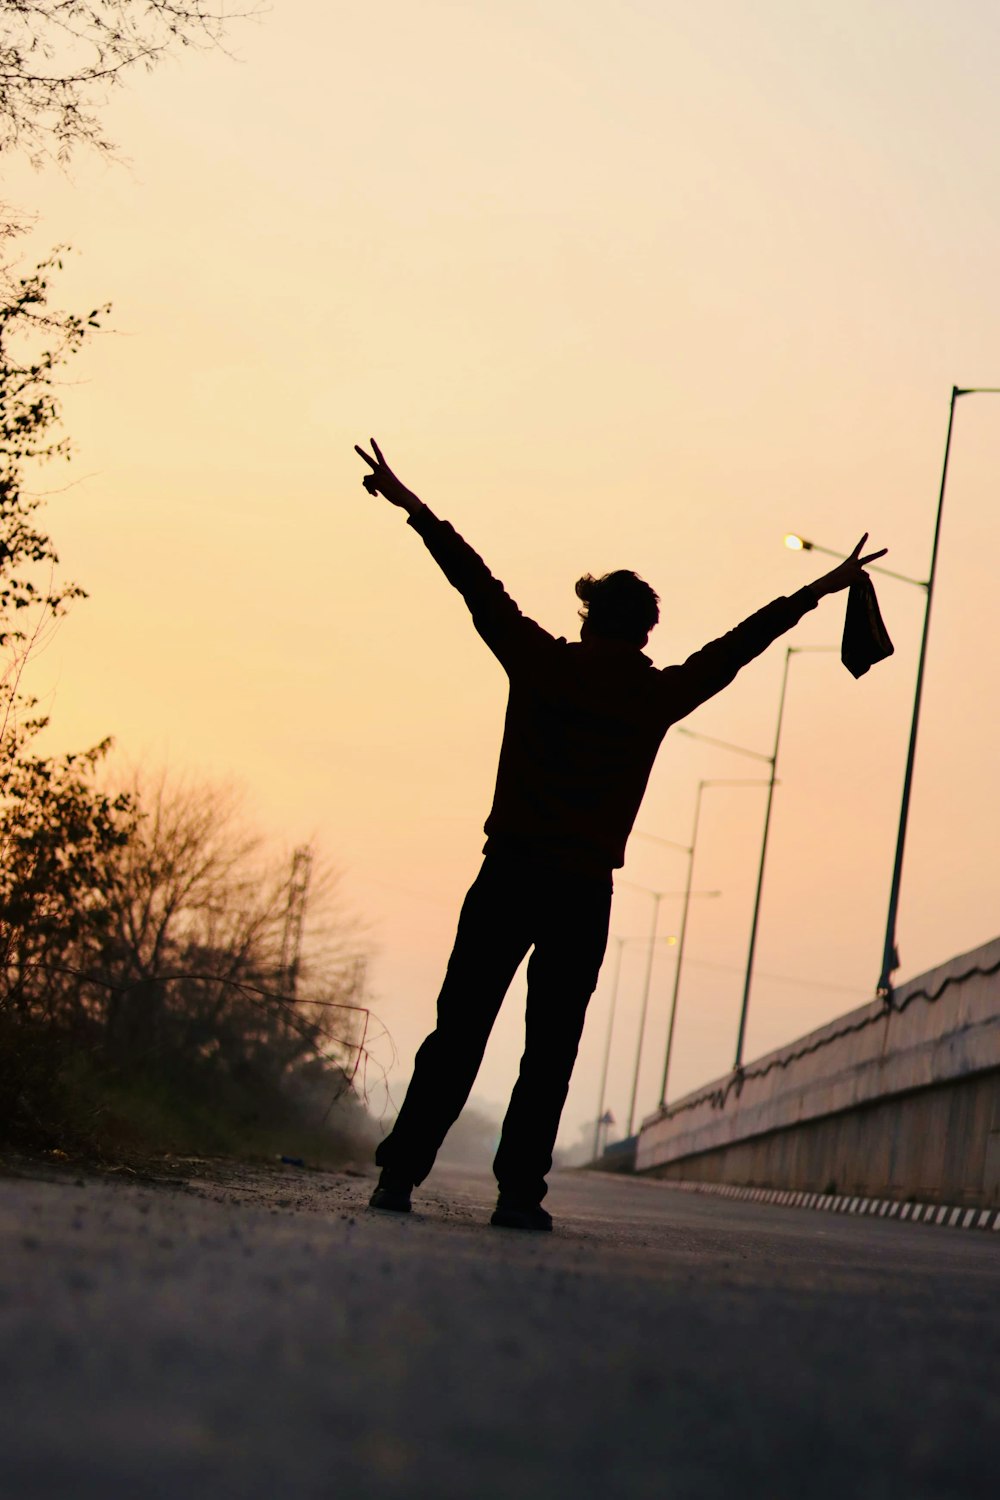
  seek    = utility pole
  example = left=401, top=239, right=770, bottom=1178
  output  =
left=279, top=846, right=313, bottom=997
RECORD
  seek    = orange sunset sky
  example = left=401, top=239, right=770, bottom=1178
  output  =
left=8, top=1, right=1000, bottom=1154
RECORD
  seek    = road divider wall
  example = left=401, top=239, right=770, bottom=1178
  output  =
left=635, top=935, right=1000, bottom=1208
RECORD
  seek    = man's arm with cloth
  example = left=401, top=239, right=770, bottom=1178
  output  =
left=658, top=536, right=888, bottom=724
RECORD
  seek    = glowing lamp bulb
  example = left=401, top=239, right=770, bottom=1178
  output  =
left=784, top=533, right=805, bottom=551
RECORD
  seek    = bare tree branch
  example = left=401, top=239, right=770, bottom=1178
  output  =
left=0, top=1, right=259, bottom=163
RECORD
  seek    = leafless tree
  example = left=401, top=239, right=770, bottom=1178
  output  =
left=94, top=767, right=373, bottom=1084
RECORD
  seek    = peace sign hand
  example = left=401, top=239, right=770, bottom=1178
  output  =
left=354, top=438, right=423, bottom=516
left=811, top=533, right=889, bottom=598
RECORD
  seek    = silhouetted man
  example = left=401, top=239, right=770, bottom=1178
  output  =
left=355, top=438, right=885, bottom=1230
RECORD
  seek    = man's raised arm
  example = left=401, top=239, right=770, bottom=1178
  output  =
left=353, top=438, right=551, bottom=670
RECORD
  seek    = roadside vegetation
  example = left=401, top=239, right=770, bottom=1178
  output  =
left=0, top=2, right=381, bottom=1171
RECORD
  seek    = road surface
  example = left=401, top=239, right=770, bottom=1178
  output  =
left=2, top=1157, right=997, bottom=1498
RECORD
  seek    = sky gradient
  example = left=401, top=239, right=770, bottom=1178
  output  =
left=10, top=1, right=1000, bottom=1152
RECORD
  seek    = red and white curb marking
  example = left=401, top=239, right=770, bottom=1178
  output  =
left=662, top=1179, right=1000, bottom=1232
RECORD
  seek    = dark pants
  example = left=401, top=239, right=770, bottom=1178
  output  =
left=376, top=852, right=613, bottom=1205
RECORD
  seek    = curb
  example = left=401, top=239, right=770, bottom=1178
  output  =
left=659, top=1178, right=1000, bottom=1232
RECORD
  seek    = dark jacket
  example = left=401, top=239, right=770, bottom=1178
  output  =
left=409, top=506, right=817, bottom=876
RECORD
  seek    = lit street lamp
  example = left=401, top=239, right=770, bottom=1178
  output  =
left=784, top=533, right=926, bottom=591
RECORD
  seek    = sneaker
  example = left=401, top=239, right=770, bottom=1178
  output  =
left=369, top=1171, right=412, bottom=1214
left=490, top=1200, right=553, bottom=1232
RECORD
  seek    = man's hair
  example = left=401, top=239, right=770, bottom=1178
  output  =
left=575, top=570, right=660, bottom=644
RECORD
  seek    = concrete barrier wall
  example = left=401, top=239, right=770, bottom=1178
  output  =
left=635, top=935, right=1000, bottom=1208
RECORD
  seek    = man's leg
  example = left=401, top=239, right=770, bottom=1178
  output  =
left=492, top=871, right=612, bottom=1214
left=375, top=856, right=533, bottom=1193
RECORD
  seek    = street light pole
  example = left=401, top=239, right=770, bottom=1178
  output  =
left=593, top=936, right=625, bottom=1160
left=784, top=540, right=927, bottom=999
left=877, top=385, right=1000, bottom=999
left=658, top=799, right=701, bottom=1114
left=679, top=658, right=833, bottom=1078
left=620, top=884, right=720, bottom=1138
left=733, top=645, right=838, bottom=1070
left=656, top=778, right=773, bottom=1109
left=626, top=889, right=667, bottom=1138
left=787, top=385, right=1000, bottom=1002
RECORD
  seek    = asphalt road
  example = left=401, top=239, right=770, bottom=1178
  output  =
left=2, top=1157, right=997, bottom=1499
